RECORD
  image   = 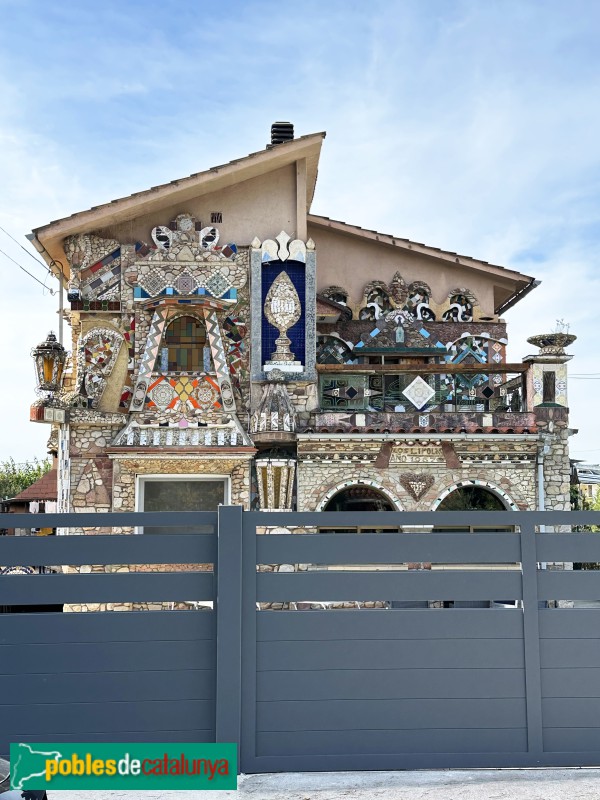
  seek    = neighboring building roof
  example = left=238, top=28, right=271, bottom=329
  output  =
left=9, top=466, right=58, bottom=503
left=576, top=464, right=600, bottom=485
left=307, top=214, right=539, bottom=314
left=30, top=132, right=326, bottom=279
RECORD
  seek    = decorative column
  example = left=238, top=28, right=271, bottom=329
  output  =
left=255, top=454, right=296, bottom=510
left=525, top=329, right=576, bottom=587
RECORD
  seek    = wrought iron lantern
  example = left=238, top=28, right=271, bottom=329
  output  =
left=32, top=331, right=66, bottom=395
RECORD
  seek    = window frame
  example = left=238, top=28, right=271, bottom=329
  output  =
left=135, top=473, right=231, bottom=534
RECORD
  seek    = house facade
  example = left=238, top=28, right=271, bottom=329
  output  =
left=28, top=125, right=574, bottom=526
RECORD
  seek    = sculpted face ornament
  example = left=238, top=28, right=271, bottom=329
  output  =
left=264, top=271, right=301, bottom=363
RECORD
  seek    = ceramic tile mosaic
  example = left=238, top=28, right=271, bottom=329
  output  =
left=442, top=293, right=474, bottom=322
left=261, top=261, right=306, bottom=367
left=402, top=376, right=436, bottom=410
left=145, top=374, right=222, bottom=412
left=203, top=308, right=236, bottom=413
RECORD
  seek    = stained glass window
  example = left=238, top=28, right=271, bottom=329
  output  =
left=162, top=315, right=207, bottom=372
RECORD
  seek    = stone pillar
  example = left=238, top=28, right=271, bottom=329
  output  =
left=524, top=330, right=576, bottom=514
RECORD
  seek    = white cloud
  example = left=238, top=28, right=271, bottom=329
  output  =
left=1, top=0, right=600, bottom=461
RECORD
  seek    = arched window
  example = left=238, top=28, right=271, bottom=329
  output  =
left=161, top=315, right=207, bottom=372
left=324, top=486, right=395, bottom=512
left=437, top=486, right=507, bottom=511
left=316, top=335, right=355, bottom=365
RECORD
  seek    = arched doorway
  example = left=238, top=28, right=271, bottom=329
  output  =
left=434, top=483, right=518, bottom=610
left=323, top=485, right=396, bottom=512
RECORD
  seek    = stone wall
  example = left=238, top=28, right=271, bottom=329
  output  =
left=297, top=456, right=537, bottom=512
left=112, top=456, right=252, bottom=513
left=536, top=407, right=571, bottom=512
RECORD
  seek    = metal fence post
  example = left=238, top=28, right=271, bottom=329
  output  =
left=215, top=504, right=243, bottom=769
left=520, top=517, right=544, bottom=757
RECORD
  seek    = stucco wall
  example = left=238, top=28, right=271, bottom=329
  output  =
left=308, top=224, right=519, bottom=318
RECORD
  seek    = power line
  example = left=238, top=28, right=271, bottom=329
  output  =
left=0, top=225, right=53, bottom=276
left=0, top=247, right=55, bottom=294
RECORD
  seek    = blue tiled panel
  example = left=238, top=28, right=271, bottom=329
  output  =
left=261, top=260, right=306, bottom=366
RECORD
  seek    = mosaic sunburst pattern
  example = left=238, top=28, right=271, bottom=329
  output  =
left=145, top=375, right=222, bottom=411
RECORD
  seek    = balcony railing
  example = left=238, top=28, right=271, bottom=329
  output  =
left=319, top=371, right=527, bottom=414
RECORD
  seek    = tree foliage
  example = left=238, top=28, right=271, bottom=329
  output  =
left=0, top=457, right=52, bottom=501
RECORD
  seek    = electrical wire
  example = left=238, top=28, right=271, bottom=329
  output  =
left=0, top=247, right=55, bottom=294
left=0, top=225, right=53, bottom=275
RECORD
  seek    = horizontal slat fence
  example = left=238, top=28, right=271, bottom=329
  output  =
left=3, top=508, right=600, bottom=773
left=0, top=511, right=218, bottom=757
left=242, top=509, right=600, bottom=772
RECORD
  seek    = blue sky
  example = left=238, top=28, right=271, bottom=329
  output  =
left=1, top=0, right=599, bottom=463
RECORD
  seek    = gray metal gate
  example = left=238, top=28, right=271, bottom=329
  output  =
left=0, top=511, right=219, bottom=756
left=2, top=508, right=600, bottom=772
left=239, top=510, right=600, bottom=772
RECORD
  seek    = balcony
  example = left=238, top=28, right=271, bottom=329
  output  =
left=303, top=364, right=537, bottom=434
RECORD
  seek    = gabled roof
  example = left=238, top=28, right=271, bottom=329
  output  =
left=9, top=466, right=57, bottom=503
left=308, top=214, right=539, bottom=314
left=30, top=132, right=326, bottom=277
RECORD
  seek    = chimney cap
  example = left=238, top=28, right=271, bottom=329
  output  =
left=270, top=121, right=294, bottom=146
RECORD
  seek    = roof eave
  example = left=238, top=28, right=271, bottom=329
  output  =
left=307, top=214, right=536, bottom=288
left=31, top=132, right=326, bottom=279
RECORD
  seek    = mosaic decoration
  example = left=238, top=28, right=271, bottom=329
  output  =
left=176, top=272, right=195, bottom=294
left=317, top=370, right=516, bottom=414
left=135, top=262, right=244, bottom=300
left=112, top=417, right=252, bottom=448
left=389, top=272, right=408, bottom=306
left=332, top=271, right=488, bottom=323
left=75, top=328, right=123, bottom=408
left=359, top=282, right=393, bottom=321
left=321, top=374, right=384, bottom=411
left=119, top=316, right=136, bottom=408
left=251, top=234, right=316, bottom=382
left=250, top=376, right=297, bottom=434
left=263, top=271, right=302, bottom=368
left=203, top=308, right=236, bottom=413
left=446, top=335, right=488, bottom=365
left=148, top=378, right=176, bottom=409
left=403, top=282, right=435, bottom=321
left=64, top=234, right=122, bottom=304
left=145, top=375, right=221, bottom=412
left=205, top=271, right=231, bottom=298
left=402, top=376, right=436, bottom=410
left=196, top=377, right=222, bottom=409
left=320, top=286, right=349, bottom=306
left=400, top=473, right=435, bottom=502
left=139, top=214, right=239, bottom=265
left=316, top=335, right=356, bottom=365
left=223, top=315, right=247, bottom=395
left=151, top=226, right=173, bottom=251
left=442, top=291, right=474, bottom=322
left=261, top=231, right=307, bottom=263
left=454, top=373, right=489, bottom=409
left=130, top=308, right=169, bottom=410
left=255, top=455, right=296, bottom=509
left=530, top=362, right=568, bottom=408
left=199, top=226, right=219, bottom=250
